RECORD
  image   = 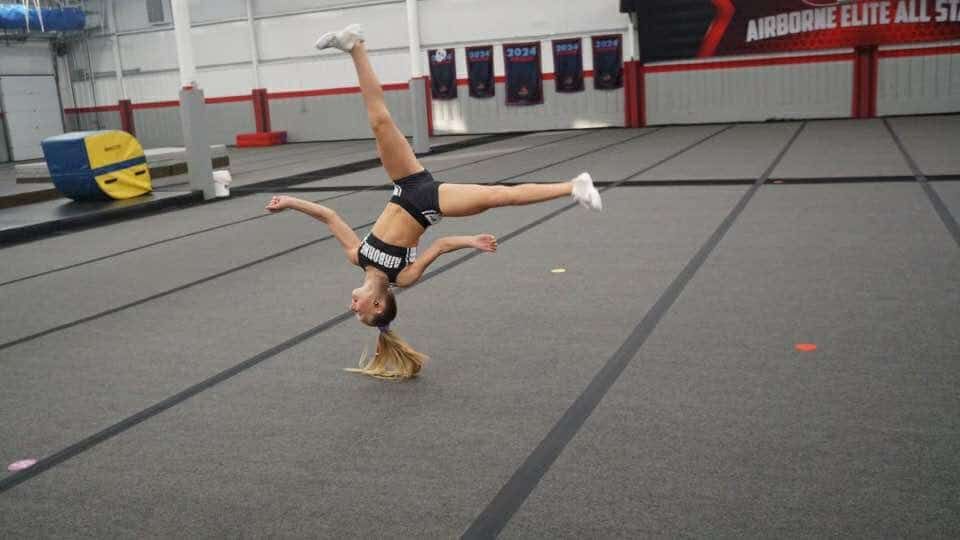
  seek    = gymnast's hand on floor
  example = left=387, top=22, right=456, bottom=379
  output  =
left=265, top=195, right=293, bottom=213
left=471, top=234, right=498, bottom=253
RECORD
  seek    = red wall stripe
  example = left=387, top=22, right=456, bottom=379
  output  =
left=644, top=53, right=855, bottom=74
left=60, top=69, right=610, bottom=115
left=131, top=100, right=180, bottom=110
left=206, top=95, right=253, bottom=104
left=268, top=82, right=409, bottom=100
left=878, top=45, right=960, bottom=58
left=62, top=46, right=957, bottom=115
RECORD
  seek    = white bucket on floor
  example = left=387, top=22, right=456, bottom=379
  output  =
left=212, top=169, right=232, bottom=198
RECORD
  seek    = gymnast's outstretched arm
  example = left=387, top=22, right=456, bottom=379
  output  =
left=394, top=234, right=497, bottom=287
left=266, top=195, right=361, bottom=265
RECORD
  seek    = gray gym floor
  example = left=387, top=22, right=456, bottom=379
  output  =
left=1, top=116, right=958, bottom=538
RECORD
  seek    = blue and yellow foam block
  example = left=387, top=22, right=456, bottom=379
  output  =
left=42, top=130, right=152, bottom=202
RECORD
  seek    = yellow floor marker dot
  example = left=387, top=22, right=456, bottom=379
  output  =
left=551, top=268, right=566, bottom=274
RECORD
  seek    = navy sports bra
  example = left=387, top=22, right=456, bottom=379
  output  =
left=357, top=233, right=417, bottom=284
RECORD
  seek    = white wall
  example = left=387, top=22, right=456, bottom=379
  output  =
left=418, top=0, right=630, bottom=133
left=256, top=1, right=409, bottom=90
left=0, top=41, right=55, bottom=76
left=420, top=0, right=625, bottom=49
left=66, top=0, right=626, bottom=101
left=1, top=42, right=60, bottom=162
left=52, top=0, right=628, bottom=140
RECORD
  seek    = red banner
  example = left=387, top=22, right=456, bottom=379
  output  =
left=702, top=0, right=960, bottom=57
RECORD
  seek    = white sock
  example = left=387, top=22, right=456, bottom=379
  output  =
left=571, top=173, right=602, bottom=211
left=315, top=24, right=364, bottom=52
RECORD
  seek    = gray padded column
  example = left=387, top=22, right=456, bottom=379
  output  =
left=409, top=77, right=431, bottom=155
left=179, top=86, right=216, bottom=199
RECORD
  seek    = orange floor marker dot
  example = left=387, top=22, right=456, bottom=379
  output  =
left=795, top=343, right=817, bottom=352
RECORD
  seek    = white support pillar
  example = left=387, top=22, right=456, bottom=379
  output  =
left=170, top=0, right=198, bottom=88
left=170, top=0, right=222, bottom=199
left=108, top=0, right=126, bottom=100
left=405, top=0, right=430, bottom=154
left=626, top=13, right=639, bottom=61
left=406, top=0, right=423, bottom=79
left=245, top=0, right=261, bottom=89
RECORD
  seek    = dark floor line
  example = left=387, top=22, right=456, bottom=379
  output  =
left=767, top=176, right=916, bottom=184
left=883, top=119, right=960, bottom=248
left=493, top=128, right=664, bottom=185
left=230, top=140, right=369, bottom=165
left=0, top=190, right=360, bottom=289
left=228, top=141, right=372, bottom=169
left=0, top=221, right=375, bottom=353
left=0, top=126, right=725, bottom=494
left=156, top=145, right=380, bottom=190
left=0, top=132, right=590, bottom=288
left=228, top=129, right=594, bottom=194
left=0, top=130, right=654, bottom=349
left=222, top=132, right=525, bottom=193
left=0, top=310, right=355, bottom=495
left=0, top=193, right=206, bottom=247
left=230, top=175, right=960, bottom=194
left=434, top=131, right=597, bottom=176
left=461, top=122, right=806, bottom=539
left=228, top=130, right=656, bottom=195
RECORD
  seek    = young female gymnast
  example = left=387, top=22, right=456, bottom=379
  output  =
left=265, top=25, right=602, bottom=380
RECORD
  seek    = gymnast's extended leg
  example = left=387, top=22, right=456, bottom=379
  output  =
left=317, top=26, right=423, bottom=181
left=438, top=173, right=601, bottom=217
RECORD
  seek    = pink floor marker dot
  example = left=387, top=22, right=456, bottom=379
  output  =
left=795, top=343, right=817, bottom=353
left=8, top=459, right=37, bottom=472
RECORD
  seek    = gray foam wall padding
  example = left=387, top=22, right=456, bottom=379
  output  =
left=134, top=101, right=256, bottom=148
left=71, top=111, right=121, bottom=133
left=133, top=108, right=185, bottom=149
left=432, top=81, right=624, bottom=134
left=124, top=90, right=411, bottom=147
left=207, top=101, right=256, bottom=145
left=268, top=89, right=414, bottom=142
left=61, top=80, right=620, bottom=148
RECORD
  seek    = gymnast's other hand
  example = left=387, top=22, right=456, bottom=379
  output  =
left=265, top=195, right=293, bottom=213
left=471, top=234, right=498, bottom=253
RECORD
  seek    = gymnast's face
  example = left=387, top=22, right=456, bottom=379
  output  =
left=350, top=286, right=380, bottom=325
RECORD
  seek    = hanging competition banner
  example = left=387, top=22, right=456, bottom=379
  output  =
left=552, top=38, right=585, bottom=93
left=642, top=0, right=960, bottom=60
left=592, top=35, right=624, bottom=89
left=504, top=42, right=544, bottom=105
left=428, top=48, right=457, bottom=100
left=466, top=46, right=495, bottom=98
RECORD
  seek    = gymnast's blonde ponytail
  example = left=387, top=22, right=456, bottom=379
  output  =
left=348, top=329, right=427, bottom=380
left=346, top=290, right=428, bottom=380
